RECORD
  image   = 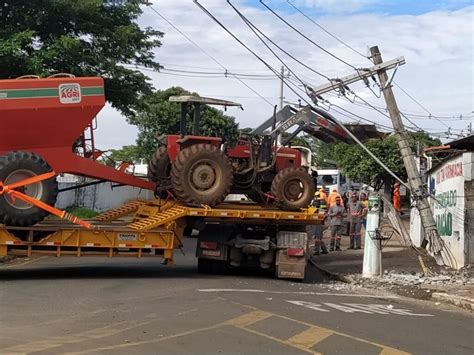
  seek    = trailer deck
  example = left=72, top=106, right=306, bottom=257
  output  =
left=0, top=201, right=324, bottom=266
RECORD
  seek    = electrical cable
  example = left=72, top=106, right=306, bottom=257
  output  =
left=286, top=0, right=368, bottom=59
left=161, top=67, right=277, bottom=78
left=227, top=1, right=331, bottom=81
left=193, top=0, right=315, bottom=112
left=283, top=1, right=469, bottom=135
left=147, top=5, right=274, bottom=107
left=259, top=0, right=358, bottom=70
left=393, top=82, right=451, bottom=129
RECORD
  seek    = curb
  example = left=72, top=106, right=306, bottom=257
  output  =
left=432, top=292, right=474, bottom=312
left=308, top=258, right=473, bottom=312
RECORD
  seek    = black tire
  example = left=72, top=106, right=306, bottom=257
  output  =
left=197, top=258, right=212, bottom=274
left=147, top=146, right=171, bottom=184
left=197, top=258, right=227, bottom=275
left=171, top=144, right=233, bottom=206
left=271, top=167, right=316, bottom=211
left=210, top=259, right=228, bottom=274
left=0, top=151, right=58, bottom=226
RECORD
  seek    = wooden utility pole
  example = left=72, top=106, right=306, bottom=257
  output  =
left=370, top=46, right=441, bottom=253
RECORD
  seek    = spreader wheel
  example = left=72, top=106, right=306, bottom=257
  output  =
left=148, top=146, right=171, bottom=185
left=171, top=144, right=233, bottom=206
left=0, top=151, right=58, bottom=226
left=271, top=167, right=315, bottom=211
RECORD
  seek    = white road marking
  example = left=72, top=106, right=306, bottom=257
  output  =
left=196, top=288, right=399, bottom=299
left=287, top=300, right=434, bottom=317
left=286, top=300, right=330, bottom=312
left=324, top=302, right=373, bottom=314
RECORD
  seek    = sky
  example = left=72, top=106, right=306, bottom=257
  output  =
left=94, top=0, right=474, bottom=150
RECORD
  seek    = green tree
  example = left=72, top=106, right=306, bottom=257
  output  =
left=128, top=87, right=240, bottom=158
left=332, top=132, right=441, bottom=189
left=0, top=0, right=162, bottom=116
left=108, top=144, right=141, bottom=163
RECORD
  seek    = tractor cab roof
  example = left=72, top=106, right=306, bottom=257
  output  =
left=169, top=95, right=242, bottom=109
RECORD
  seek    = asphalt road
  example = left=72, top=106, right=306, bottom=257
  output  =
left=0, top=237, right=472, bottom=355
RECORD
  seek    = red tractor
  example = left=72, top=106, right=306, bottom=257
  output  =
left=148, top=96, right=352, bottom=210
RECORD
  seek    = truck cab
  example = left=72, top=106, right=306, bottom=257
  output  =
left=313, top=168, right=361, bottom=196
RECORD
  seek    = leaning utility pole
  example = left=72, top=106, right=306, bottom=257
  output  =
left=370, top=46, right=441, bottom=254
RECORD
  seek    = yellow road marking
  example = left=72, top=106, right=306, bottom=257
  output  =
left=224, top=311, right=272, bottom=327
left=287, top=326, right=334, bottom=349
left=234, top=324, right=318, bottom=354
left=1, top=320, right=154, bottom=354
left=65, top=323, right=225, bottom=354
left=229, top=300, right=411, bottom=355
left=380, top=348, right=411, bottom=355
left=2, top=303, right=411, bottom=355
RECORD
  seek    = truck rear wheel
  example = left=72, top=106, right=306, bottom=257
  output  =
left=197, top=258, right=227, bottom=275
left=0, top=151, right=58, bottom=226
left=171, top=144, right=233, bottom=206
left=271, top=167, right=315, bottom=211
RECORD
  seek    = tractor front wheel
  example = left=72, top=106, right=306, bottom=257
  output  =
left=0, top=151, right=58, bottom=226
left=271, top=167, right=315, bottom=211
left=171, top=144, right=232, bottom=206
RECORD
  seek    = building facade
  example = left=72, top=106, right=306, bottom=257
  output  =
left=411, top=151, right=473, bottom=269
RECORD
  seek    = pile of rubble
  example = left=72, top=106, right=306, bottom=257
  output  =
left=380, top=269, right=473, bottom=287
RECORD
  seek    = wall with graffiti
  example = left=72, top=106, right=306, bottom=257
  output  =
left=411, top=152, right=473, bottom=269
left=429, top=155, right=466, bottom=268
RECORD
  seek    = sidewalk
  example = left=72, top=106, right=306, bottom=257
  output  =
left=310, top=226, right=474, bottom=311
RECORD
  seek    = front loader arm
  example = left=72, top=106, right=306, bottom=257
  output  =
left=254, top=105, right=351, bottom=144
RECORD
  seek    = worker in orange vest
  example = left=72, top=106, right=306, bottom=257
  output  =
left=328, top=188, right=343, bottom=208
left=318, top=187, right=328, bottom=205
left=393, top=182, right=401, bottom=213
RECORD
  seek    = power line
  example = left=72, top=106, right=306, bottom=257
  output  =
left=194, top=0, right=315, bottom=112
left=125, top=63, right=279, bottom=80
left=147, top=5, right=274, bottom=107
left=161, top=67, right=277, bottom=78
left=393, top=82, right=450, bottom=129
left=259, top=0, right=358, bottom=70
left=283, top=1, right=470, bottom=134
left=158, top=62, right=272, bottom=74
left=258, top=0, right=436, bottom=134
left=286, top=0, right=368, bottom=59
left=227, top=1, right=330, bottom=81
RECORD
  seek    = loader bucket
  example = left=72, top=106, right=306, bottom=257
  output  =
left=0, top=76, right=105, bottom=151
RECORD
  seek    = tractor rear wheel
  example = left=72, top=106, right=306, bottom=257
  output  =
left=147, top=146, right=171, bottom=184
left=0, top=151, right=58, bottom=226
left=271, top=167, right=315, bottom=211
left=171, top=144, right=232, bottom=206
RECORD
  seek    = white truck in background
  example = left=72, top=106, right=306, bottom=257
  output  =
left=314, top=168, right=362, bottom=195
left=291, top=146, right=361, bottom=196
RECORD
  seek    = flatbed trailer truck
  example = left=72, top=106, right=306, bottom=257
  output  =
left=0, top=200, right=324, bottom=280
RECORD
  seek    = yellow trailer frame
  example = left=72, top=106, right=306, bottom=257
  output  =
left=0, top=200, right=324, bottom=265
